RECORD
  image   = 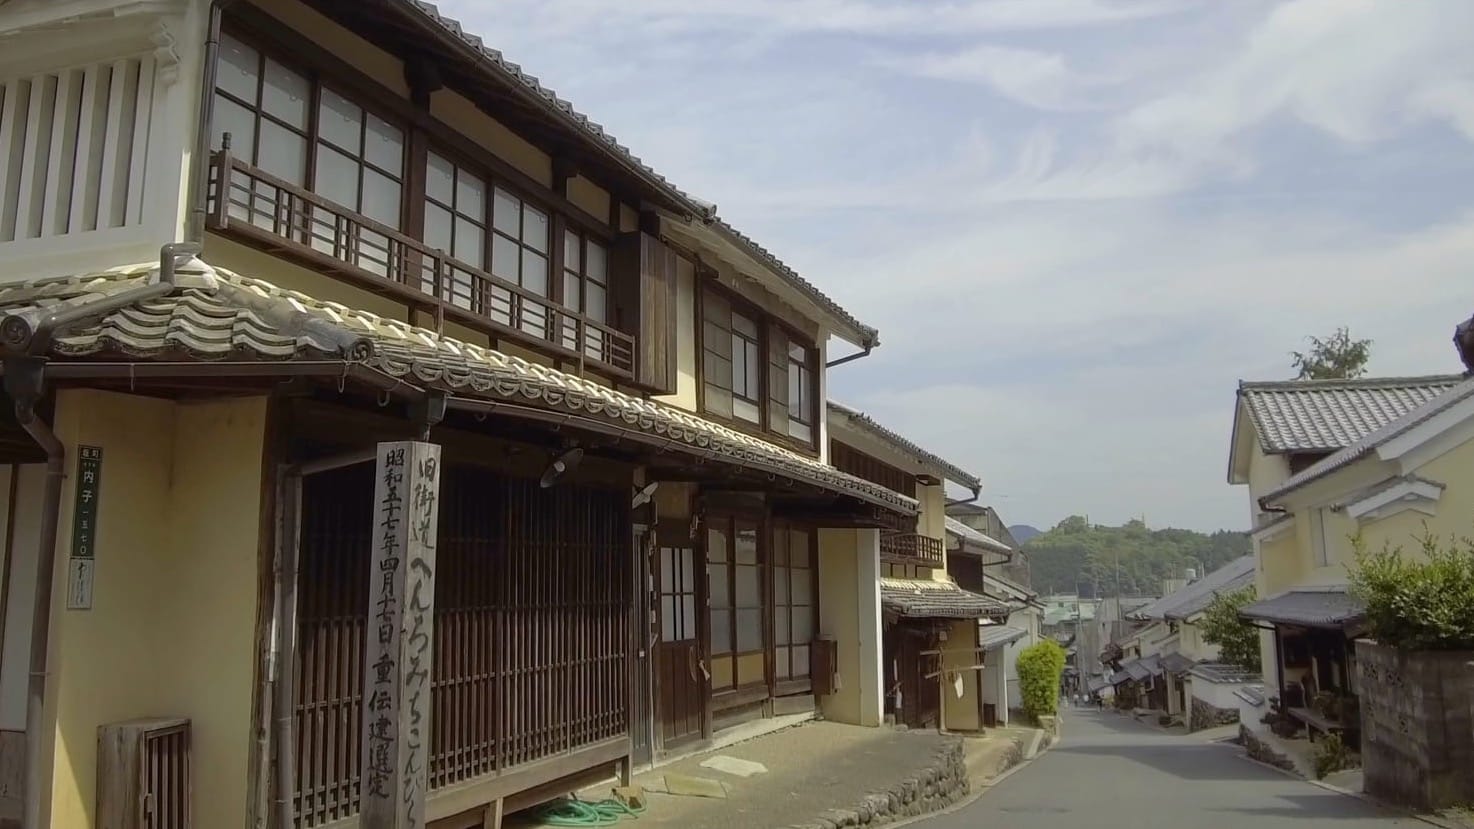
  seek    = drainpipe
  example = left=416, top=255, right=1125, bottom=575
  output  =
left=0, top=243, right=198, bottom=355
left=188, top=1, right=229, bottom=244
left=824, top=343, right=872, bottom=369
left=3, top=357, right=63, bottom=829
left=0, top=242, right=193, bottom=829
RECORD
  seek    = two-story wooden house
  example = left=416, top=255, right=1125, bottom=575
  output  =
left=0, top=2, right=910, bottom=827
left=825, top=403, right=1007, bottom=732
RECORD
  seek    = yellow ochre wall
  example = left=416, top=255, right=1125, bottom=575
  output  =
left=44, top=390, right=267, bottom=829
left=940, top=619, right=981, bottom=731
left=817, top=529, right=861, bottom=725
left=1357, top=444, right=1474, bottom=558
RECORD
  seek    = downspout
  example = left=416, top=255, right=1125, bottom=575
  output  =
left=272, top=468, right=301, bottom=829
left=3, top=359, right=63, bottom=829
left=188, top=0, right=228, bottom=245
left=0, top=242, right=194, bottom=829
left=824, top=343, right=872, bottom=369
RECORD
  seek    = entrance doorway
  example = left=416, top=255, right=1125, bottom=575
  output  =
left=654, top=539, right=706, bottom=749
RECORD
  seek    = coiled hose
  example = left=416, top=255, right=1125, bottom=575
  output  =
left=536, top=796, right=646, bottom=826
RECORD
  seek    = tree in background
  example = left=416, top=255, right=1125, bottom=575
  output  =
left=1022, top=516, right=1250, bottom=597
left=1017, top=639, right=1068, bottom=723
left=1200, top=586, right=1262, bottom=671
left=1291, top=327, right=1372, bottom=380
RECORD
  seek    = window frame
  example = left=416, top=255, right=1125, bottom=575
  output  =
left=213, top=15, right=643, bottom=377
left=696, top=279, right=821, bottom=454
left=706, top=514, right=768, bottom=695
left=771, top=522, right=816, bottom=685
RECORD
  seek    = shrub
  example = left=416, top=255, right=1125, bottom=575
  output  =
left=1313, top=732, right=1356, bottom=779
left=1350, top=531, right=1474, bottom=651
left=1017, top=640, right=1067, bottom=723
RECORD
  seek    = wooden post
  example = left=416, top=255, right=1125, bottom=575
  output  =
left=361, top=441, right=442, bottom=829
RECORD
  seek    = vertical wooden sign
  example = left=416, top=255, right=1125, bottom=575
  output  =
left=67, top=445, right=104, bottom=609
left=361, top=441, right=441, bottom=829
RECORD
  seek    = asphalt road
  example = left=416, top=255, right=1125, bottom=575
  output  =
left=919, top=709, right=1417, bottom=828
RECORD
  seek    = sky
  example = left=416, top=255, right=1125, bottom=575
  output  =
left=441, top=0, right=1474, bottom=533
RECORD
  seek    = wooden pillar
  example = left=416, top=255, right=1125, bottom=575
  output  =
left=361, top=442, right=442, bottom=829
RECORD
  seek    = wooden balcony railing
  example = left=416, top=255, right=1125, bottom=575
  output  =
left=206, top=150, right=636, bottom=378
left=881, top=532, right=945, bottom=567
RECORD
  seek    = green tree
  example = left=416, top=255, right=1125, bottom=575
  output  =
left=1017, top=639, right=1067, bottom=723
left=1200, top=586, right=1262, bottom=671
left=1351, top=532, right=1474, bottom=650
left=1291, top=327, right=1372, bottom=379
left=1022, top=518, right=1250, bottom=596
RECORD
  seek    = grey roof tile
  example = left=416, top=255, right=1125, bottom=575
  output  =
left=1160, top=652, right=1196, bottom=675
left=1238, top=375, right=1462, bottom=454
left=1129, top=556, right=1256, bottom=621
left=1263, top=376, right=1474, bottom=503
left=1238, top=586, right=1365, bottom=629
left=828, top=401, right=981, bottom=490
left=395, top=2, right=877, bottom=346
left=880, top=578, right=1009, bottom=621
left=976, top=625, right=1028, bottom=650
left=0, top=263, right=914, bottom=514
left=1190, top=662, right=1262, bottom=684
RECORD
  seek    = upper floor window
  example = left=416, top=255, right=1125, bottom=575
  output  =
left=702, top=285, right=818, bottom=445
left=212, top=34, right=312, bottom=199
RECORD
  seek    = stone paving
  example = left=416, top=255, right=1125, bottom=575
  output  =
left=511, top=720, right=1025, bottom=829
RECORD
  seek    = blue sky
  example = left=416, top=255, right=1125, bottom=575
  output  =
left=443, top=0, right=1474, bottom=532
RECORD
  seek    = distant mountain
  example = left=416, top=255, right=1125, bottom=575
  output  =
left=1009, top=524, right=1043, bottom=544
left=1021, top=516, right=1250, bottom=598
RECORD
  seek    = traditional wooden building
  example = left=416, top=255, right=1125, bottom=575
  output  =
left=0, top=2, right=908, bottom=826
left=825, top=403, right=1005, bottom=731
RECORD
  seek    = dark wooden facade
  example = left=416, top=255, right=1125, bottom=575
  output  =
left=292, top=445, right=631, bottom=826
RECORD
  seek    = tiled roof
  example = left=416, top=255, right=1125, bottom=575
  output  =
left=1263, top=376, right=1474, bottom=503
left=1160, top=652, right=1196, bottom=675
left=397, top=2, right=877, bottom=347
left=1238, top=586, right=1365, bottom=630
left=1129, top=556, right=1256, bottom=622
left=945, top=517, right=1012, bottom=555
left=880, top=578, right=1009, bottom=621
left=828, top=402, right=981, bottom=491
left=1189, top=662, right=1262, bottom=685
left=1108, top=670, right=1132, bottom=687
left=976, top=625, right=1028, bottom=650
left=1238, top=375, right=1462, bottom=454
left=0, top=263, right=915, bottom=514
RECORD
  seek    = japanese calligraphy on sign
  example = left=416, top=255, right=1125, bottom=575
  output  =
left=361, top=442, right=440, bottom=829
left=67, top=446, right=103, bottom=610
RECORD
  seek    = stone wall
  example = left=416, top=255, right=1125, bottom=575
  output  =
left=1190, top=697, right=1240, bottom=732
left=1358, top=640, right=1474, bottom=811
left=786, top=739, right=967, bottom=829
left=1240, top=725, right=1296, bottom=773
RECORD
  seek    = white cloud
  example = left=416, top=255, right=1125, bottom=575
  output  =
left=1115, top=0, right=1474, bottom=168
left=437, top=0, right=1191, bottom=39
left=883, top=45, right=1111, bottom=110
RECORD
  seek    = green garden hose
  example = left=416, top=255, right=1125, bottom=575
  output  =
left=536, top=795, right=646, bottom=826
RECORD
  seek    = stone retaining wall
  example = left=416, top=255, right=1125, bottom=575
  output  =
left=786, top=739, right=967, bottom=829
left=1190, top=697, right=1239, bottom=732
left=1358, top=640, right=1474, bottom=811
left=1240, top=725, right=1296, bottom=773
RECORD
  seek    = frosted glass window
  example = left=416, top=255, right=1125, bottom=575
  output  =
left=217, top=34, right=260, bottom=103
left=262, top=59, right=310, bottom=127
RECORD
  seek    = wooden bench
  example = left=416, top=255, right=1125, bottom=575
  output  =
left=1287, top=707, right=1347, bottom=742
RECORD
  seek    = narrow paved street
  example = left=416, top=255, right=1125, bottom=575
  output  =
left=921, top=710, right=1416, bottom=828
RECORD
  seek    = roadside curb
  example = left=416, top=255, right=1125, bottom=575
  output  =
left=1231, top=742, right=1453, bottom=828
left=886, top=721, right=1062, bottom=828
left=1308, top=780, right=1463, bottom=829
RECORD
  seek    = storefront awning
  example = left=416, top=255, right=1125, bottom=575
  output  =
left=0, top=262, right=916, bottom=515
left=1238, top=586, right=1365, bottom=630
left=880, top=578, right=1009, bottom=621
left=1160, top=652, right=1196, bottom=675
left=976, top=625, right=1028, bottom=650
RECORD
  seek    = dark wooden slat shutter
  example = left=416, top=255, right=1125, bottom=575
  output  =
left=702, top=290, right=733, bottom=418
left=640, top=234, right=677, bottom=393
left=613, top=231, right=678, bottom=393
left=768, top=326, right=789, bottom=438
